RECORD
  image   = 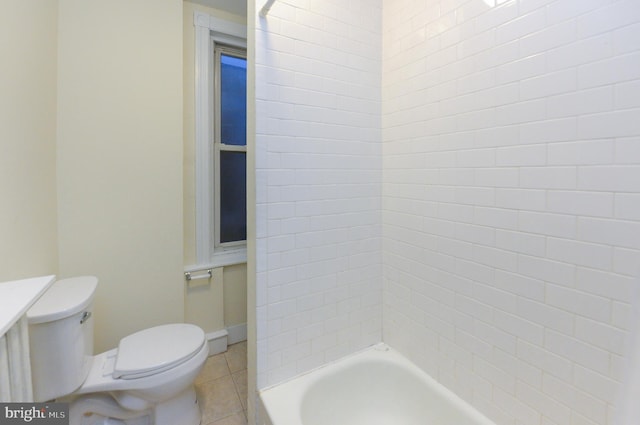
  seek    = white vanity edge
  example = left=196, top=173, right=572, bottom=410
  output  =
left=0, top=275, right=55, bottom=336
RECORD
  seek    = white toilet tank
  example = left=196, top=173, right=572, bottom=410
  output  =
left=27, top=276, right=98, bottom=402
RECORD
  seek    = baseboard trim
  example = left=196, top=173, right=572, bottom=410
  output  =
left=227, top=323, right=247, bottom=345
left=206, top=329, right=228, bottom=355
left=205, top=324, right=247, bottom=356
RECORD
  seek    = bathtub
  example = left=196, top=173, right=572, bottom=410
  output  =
left=259, top=344, right=496, bottom=425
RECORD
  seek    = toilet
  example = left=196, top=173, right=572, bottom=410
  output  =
left=27, top=276, right=209, bottom=425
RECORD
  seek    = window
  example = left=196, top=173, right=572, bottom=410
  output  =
left=194, top=12, right=247, bottom=267
left=215, top=46, right=247, bottom=247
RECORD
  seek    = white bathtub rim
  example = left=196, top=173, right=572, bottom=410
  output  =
left=260, top=343, right=496, bottom=425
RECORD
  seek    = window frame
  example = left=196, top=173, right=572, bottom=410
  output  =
left=214, top=45, right=247, bottom=250
left=194, top=11, right=247, bottom=267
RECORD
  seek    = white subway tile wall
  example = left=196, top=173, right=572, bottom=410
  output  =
left=255, top=0, right=383, bottom=389
left=383, top=1, right=640, bottom=425
left=256, top=0, right=640, bottom=424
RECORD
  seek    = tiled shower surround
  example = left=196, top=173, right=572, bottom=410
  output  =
left=255, top=0, right=383, bottom=389
left=255, top=1, right=640, bottom=424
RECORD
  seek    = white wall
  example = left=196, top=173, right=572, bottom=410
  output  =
left=0, top=0, right=59, bottom=282
left=382, top=1, right=640, bottom=424
left=255, top=0, right=383, bottom=389
left=56, top=0, right=184, bottom=352
left=247, top=1, right=258, bottom=421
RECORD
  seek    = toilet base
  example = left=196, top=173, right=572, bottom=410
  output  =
left=154, top=386, right=201, bottom=425
left=70, top=386, right=201, bottom=425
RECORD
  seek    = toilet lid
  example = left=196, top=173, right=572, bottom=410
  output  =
left=27, top=276, right=98, bottom=324
left=113, top=323, right=205, bottom=379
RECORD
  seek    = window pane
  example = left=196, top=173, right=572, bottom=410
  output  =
left=219, top=151, right=246, bottom=243
left=220, top=54, right=247, bottom=146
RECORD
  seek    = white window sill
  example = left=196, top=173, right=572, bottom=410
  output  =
left=185, top=246, right=247, bottom=272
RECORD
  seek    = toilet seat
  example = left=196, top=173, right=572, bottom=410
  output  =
left=76, top=334, right=208, bottom=397
left=113, top=323, right=205, bottom=379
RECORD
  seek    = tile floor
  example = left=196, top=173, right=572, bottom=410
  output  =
left=195, top=341, right=248, bottom=425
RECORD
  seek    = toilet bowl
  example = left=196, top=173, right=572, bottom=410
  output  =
left=27, top=276, right=208, bottom=425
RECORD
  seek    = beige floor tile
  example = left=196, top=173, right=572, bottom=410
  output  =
left=207, top=412, right=247, bottom=425
left=225, top=341, right=247, bottom=373
left=195, top=341, right=248, bottom=425
left=232, top=369, right=248, bottom=410
left=196, top=353, right=231, bottom=385
left=197, top=375, right=244, bottom=424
